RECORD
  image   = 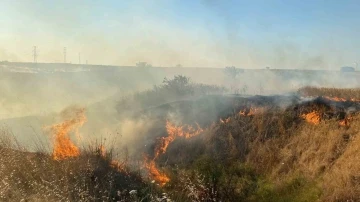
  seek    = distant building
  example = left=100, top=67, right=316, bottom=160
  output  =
left=341, top=66, right=355, bottom=72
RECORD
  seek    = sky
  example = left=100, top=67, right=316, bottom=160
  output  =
left=1, top=0, right=360, bottom=69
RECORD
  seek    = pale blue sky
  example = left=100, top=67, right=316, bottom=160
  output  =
left=1, top=0, right=360, bottom=69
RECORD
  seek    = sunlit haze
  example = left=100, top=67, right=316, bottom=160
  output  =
left=1, top=0, right=360, bottom=68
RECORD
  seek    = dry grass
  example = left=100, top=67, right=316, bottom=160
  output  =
left=157, top=95, right=360, bottom=201
left=0, top=128, right=149, bottom=202
left=5, top=85, right=360, bottom=201
left=233, top=108, right=360, bottom=201
left=298, top=86, right=360, bottom=99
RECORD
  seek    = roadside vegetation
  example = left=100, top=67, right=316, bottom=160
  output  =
left=299, top=86, right=360, bottom=99
left=1, top=76, right=360, bottom=201
left=116, top=75, right=227, bottom=116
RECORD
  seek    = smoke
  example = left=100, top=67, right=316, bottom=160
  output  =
left=1, top=1, right=358, bottom=68
left=0, top=48, right=21, bottom=62
left=3, top=0, right=360, bottom=156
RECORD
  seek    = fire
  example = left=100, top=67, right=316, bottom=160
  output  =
left=144, top=120, right=204, bottom=185
left=339, top=116, right=352, bottom=127
left=323, top=96, right=360, bottom=102
left=144, top=155, right=170, bottom=186
left=48, top=106, right=128, bottom=172
left=48, top=107, right=87, bottom=160
left=239, top=107, right=264, bottom=116
left=324, top=96, right=348, bottom=102
left=154, top=120, right=203, bottom=159
left=154, top=133, right=176, bottom=160
left=168, top=121, right=204, bottom=139
left=220, top=117, right=231, bottom=124
left=239, top=110, right=246, bottom=116
left=301, top=111, right=321, bottom=125
left=98, top=145, right=106, bottom=157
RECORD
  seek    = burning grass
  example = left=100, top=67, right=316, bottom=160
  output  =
left=301, top=111, right=321, bottom=125
left=47, top=107, right=86, bottom=160
left=5, top=85, right=360, bottom=201
left=298, top=86, right=360, bottom=101
left=143, top=155, right=170, bottom=186
left=0, top=107, right=163, bottom=201
left=142, top=120, right=205, bottom=187
left=0, top=133, right=148, bottom=201
left=153, top=92, right=360, bottom=201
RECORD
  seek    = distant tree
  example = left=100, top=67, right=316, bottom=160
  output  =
left=175, top=64, right=182, bottom=68
left=162, top=75, right=192, bottom=96
left=163, top=75, right=189, bottom=86
left=223, top=66, right=244, bottom=80
left=136, top=62, right=152, bottom=68
left=266, top=66, right=270, bottom=70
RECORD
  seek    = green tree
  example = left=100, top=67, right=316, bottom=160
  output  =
left=162, top=75, right=193, bottom=96
left=136, top=62, right=152, bottom=68
left=224, top=66, right=244, bottom=80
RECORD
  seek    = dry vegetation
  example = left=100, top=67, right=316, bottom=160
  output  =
left=3, top=80, right=360, bottom=201
left=160, top=100, right=360, bottom=201
left=299, top=86, right=360, bottom=100
left=0, top=128, right=154, bottom=201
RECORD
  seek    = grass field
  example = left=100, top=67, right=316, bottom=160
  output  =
left=2, top=83, right=360, bottom=201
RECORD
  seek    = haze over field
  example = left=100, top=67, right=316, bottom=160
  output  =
left=1, top=0, right=360, bottom=68
left=2, top=1, right=360, bottom=201
left=2, top=0, right=360, bottom=157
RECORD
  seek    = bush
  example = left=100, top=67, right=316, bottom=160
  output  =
left=116, top=75, right=227, bottom=115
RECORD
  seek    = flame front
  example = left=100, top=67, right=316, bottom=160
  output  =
left=144, top=155, right=170, bottom=186
left=49, top=107, right=86, bottom=160
left=321, top=96, right=360, bottom=102
left=339, top=116, right=352, bottom=127
left=154, top=120, right=203, bottom=159
left=145, top=120, right=204, bottom=186
left=301, top=111, right=321, bottom=125
left=239, top=107, right=264, bottom=116
left=324, top=96, right=348, bottom=102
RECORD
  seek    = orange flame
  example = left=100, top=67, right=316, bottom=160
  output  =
left=239, top=107, right=264, bottom=116
left=98, top=145, right=106, bottom=157
left=339, top=116, right=352, bottom=127
left=48, top=107, right=86, bottom=160
left=154, top=120, right=203, bottom=159
left=301, top=111, right=321, bottom=125
left=167, top=120, right=204, bottom=139
left=323, top=96, right=360, bottom=102
left=144, top=120, right=204, bottom=186
left=323, top=96, right=348, bottom=102
left=239, top=110, right=246, bottom=116
left=144, top=155, right=170, bottom=186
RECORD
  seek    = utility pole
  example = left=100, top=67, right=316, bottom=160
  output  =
left=33, top=46, right=37, bottom=63
left=78, top=52, right=81, bottom=64
left=63, top=47, right=67, bottom=63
